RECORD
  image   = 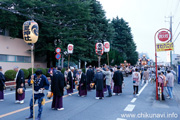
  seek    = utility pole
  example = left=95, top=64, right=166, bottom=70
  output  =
left=170, top=16, right=173, bottom=67
left=165, top=15, right=173, bottom=66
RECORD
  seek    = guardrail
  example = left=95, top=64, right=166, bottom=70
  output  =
left=5, top=77, right=51, bottom=91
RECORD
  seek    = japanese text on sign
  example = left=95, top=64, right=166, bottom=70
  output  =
left=156, top=42, right=174, bottom=52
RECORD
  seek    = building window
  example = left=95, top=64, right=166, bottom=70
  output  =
left=0, top=55, right=6, bottom=61
left=24, top=56, right=31, bottom=63
left=0, top=54, right=31, bottom=63
left=7, top=55, right=15, bottom=62
left=16, top=56, right=24, bottom=62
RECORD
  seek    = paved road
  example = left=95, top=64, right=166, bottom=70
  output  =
left=0, top=76, right=179, bottom=120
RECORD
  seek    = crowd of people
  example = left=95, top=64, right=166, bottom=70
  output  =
left=0, top=64, right=176, bottom=120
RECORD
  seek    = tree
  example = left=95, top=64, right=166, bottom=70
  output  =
left=111, top=17, right=138, bottom=65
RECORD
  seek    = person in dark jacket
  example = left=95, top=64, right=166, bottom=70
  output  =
left=26, top=69, right=49, bottom=120
left=14, top=66, right=25, bottom=104
left=0, top=66, right=5, bottom=101
left=93, top=68, right=104, bottom=99
left=67, top=67, right=76, bottom=96
left=51, top=67, right=66, bottom=110
left=86, top=65, right=94, bottom=91
left=113, top=66, right=124, bottom=95
left=77, top=69, right=87, bottom=97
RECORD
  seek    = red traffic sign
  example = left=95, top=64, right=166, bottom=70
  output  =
left=55, top=54, right=61, bottom=60
left=55, top=47, right=61, bottom=53
left=158, top=31, right=169, bottom=42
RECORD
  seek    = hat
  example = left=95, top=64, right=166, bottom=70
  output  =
left=117, top=66, right=120, bottom=69
left=78, top=69, right=82, bottom=72
left=0, top=66, right=2, bottom=69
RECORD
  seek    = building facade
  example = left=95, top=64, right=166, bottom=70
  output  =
left=0, top=35, right=46, bottom=73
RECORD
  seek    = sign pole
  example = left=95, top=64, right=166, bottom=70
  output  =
left=68, top=54, right=70, bottom=68
left=31, top=44, right=35, bottom=120
left=107, top=53, right=109, bottom=66
left=98, top=56, right=101, bottom=67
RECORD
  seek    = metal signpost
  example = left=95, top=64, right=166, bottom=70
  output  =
left=154, top=28, right=172, bottom=100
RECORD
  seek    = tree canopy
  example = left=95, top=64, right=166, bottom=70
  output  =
left=0, top=0, right=138, bottom=67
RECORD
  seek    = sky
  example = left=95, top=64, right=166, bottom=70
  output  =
left=97, top=0, right=180, bottom=63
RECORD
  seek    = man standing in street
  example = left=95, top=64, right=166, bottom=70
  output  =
left=14, top=66, right=25, bottom=104
left=0, top=66, right=5, bottom=101
left=101, top=67, right=112, bottom=97
left=77, top=69, right=87, bottom=97
left=86, top=65, right=94, bottom=91
left=166, top=70, right=174, bottom=99
left=51, top=67, right=66, bottom=110
left=113, top=66, right=124, bottom=95
left=93, top=68, right=104, bottom=99
left=67, top=67, right=76, bottom=96
left=26, top=69, right=49, bottom=120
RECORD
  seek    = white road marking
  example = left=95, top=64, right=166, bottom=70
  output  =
left=130, top=98, right=137, bottom=103
left=4, top=89, right=32, bottom=96
left=136, top=82, right=148, bottom=96
left=116, top=118, right=127, bottom=120
left=124, top=104, right=135, bottom=112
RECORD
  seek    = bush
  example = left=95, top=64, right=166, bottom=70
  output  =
left=82, top=68, right=85, bottom=73
left=21, top=69, right=29, bottom=79
left=46, top=68, right=50, bottom=77
left=61, top=68, right=66, bottom=74
left=37, top=68, right=46, bottom=75
left=4, top=70, right=16, bottom=81
left=28, top=68, right=36, bottom=76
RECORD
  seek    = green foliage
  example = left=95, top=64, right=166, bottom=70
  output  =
left=61, top=68, right=66, bottom=74
left=21, top=69, right=29, bottom=79
left=82, top=68, right=85, bottom=73
left=37, top=68, right=46, bottom=75
left=4, top=70, right=16, bottom=81
left=0, top=0, right=137, bottom=66
left=28, top=68, right=36, bottom=76
left=45, top=68, right=50, bottom=77
left=110, top=17, right=138, bottom=65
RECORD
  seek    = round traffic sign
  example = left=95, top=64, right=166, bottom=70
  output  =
left=158, top=31, right=169, bottom=42
left=55, top=54, right=61, bottom=60
left=55, top=47, right=61, bottom=53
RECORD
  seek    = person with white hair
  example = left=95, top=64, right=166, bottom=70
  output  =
left=67, top=67, right=76, bottom=96
left=14, top=66, right=25, bottom=104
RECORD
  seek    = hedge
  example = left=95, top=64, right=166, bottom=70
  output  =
left=21, top=69, right=29, bottom=79
left=28, top=68, right=36, bottom=76
left=37, top=68, right=46, bottom=75
left=4, top=70, right=16, bottom=81
left=46, top=68, right=50, bottom=77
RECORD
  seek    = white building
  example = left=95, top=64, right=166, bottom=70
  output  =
left=0, top=35, right=46, bottom=73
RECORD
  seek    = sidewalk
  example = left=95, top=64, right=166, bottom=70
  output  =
left=173, top=81, right=180, bottom=107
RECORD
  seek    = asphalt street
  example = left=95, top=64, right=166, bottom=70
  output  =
left=0, top=76, right=179, bottom=120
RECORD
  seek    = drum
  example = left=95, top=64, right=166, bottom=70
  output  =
left=90, top=83, right=95, bottom=88
left=17, top=88, right=24, bottom=94
left=47, top=91, right=53, bottom=99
